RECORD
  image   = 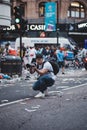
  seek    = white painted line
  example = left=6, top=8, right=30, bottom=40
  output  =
left=56, top=86, right=69, bottom=89
left=49, top=91, right=62, bottom=94
left=0, top=98, right=30, bottom=108
left=63, top=78, right=75, bottom=81
left=63, top=82, right=87, bottom=91
left=49, top=83, right=87, bottom=94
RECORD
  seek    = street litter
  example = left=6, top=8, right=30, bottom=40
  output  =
left=0, top=73, right=11, bottom=79
left=22, top=68, right=30, bottom=80
left=66, top=99, right=71, bottom=101
left=25, top=108, right=37, bottom=112
left=1, top=100, right=8, bottom=103
left=82, top=68, right=86, bottom=71
left=31, top=105, right=40, bottom=109
left=63, top=78, right=75, bottom=82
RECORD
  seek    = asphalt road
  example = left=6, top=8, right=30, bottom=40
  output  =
left=0, top=68, right=87, bottom=130
left=0, top=79, right=87, bottom=130
left=0, top=68, right=87, bottom=105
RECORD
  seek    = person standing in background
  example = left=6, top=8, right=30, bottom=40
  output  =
left=57, top=47, right=65, bottom=74
left=21, top=43, right=26, bottom=58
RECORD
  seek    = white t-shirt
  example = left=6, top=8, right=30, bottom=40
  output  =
left=39, top=61, right=56, bottom=80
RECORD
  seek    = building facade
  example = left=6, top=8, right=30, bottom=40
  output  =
left=12, top=0, right=87, bottom=24
left=11, top=0, right=87, bottom=45
left=0, top=0, right=87, bottom=46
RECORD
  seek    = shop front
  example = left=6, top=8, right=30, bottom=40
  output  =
left=68, top=19, right=87, bottom=48
left=0, top=23, right=73, bottom=47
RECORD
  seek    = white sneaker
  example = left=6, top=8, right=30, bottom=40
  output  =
left=35, top=92, right=45, bottom=98
left=44, top=89, right=48, bottom=96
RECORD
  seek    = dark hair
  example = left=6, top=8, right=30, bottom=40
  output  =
left=36, top=54, right=43, bottom=59
left=5, top=42, right=10, bottom=46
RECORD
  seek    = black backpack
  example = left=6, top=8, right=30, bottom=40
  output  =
left=49, top=60, right=59, bottom=75
left=45, top=57, right=59, bottom=75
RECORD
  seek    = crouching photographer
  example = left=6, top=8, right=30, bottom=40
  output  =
left=26, top=54, right=56, bottom=98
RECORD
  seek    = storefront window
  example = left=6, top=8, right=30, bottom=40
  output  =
left=68, top=2, right=85, bottom=18
left=81, top=8, right=85, bottom=18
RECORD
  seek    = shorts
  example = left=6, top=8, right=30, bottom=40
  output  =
left=58, top=61, right=65, bottom=68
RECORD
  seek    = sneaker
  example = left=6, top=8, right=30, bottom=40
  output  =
left=35, top=92, right=45, bottom=98
left=44, top=89, right=48, bottom=96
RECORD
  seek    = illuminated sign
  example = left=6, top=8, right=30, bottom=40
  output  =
left=78, top=23, right=87, bottom=29
left=3, top=24, right=45, bottom=31
left=28, top=24, right=45, bottom=31
left=3, top=25, right=15, bottom=30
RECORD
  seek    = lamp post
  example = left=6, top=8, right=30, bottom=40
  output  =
left=56, top=0, right=59, bottom=47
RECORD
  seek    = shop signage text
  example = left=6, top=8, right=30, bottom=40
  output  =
left=78, top=23, right=87, bottom=29
left=28, top=24, right=45, bottom=31
left=2, top=24, right=45, bottom=31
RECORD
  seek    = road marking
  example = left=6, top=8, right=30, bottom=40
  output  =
left=63, top=82, right=87, bottom=91
left=0, top=98, right=30, bottom=108
left=56, top=86, right=69, bottom=89
left=0, top=82, right=87, bottom=108
left=63, top=78, right=75, bottom=81
left=49, top=83, right=87, bottom=94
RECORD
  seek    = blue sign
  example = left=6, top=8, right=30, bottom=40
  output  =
left=45, top=2, right=56, bottom=31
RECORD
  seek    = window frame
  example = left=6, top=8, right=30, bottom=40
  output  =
left=68, top=2, right=85, bottom=19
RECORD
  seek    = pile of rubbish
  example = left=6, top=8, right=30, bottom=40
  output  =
left=0, top=67, right=30, bottom=80
left=0, top=73, right=11, bottom=79
left=0, top=68, right=37, bottom=85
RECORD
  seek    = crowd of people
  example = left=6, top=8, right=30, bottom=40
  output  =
left=21, top=45, right=86, bottom=72
left=0, top=43, right=87, bottom=72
